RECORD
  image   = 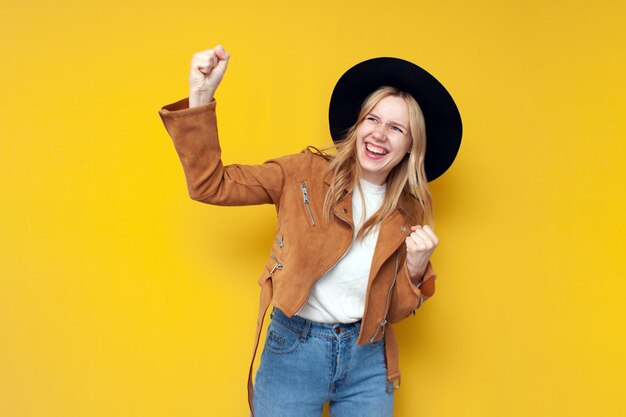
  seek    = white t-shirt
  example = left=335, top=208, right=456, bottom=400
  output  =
left=296, top=178, right=386, bottom=323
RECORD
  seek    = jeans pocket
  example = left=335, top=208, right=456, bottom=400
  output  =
left=264, top=321, right=301, bottom=354
left=364, top=337, right=386, bottom=368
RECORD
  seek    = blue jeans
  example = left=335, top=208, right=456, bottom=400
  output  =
left=253, top=308, right=394, bottom=417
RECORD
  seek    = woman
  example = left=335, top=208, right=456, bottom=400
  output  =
left=159, top=45, right=462, bottom=417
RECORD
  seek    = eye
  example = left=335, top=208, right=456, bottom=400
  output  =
left=366, top=116, right=378, bottom=123
left=392, top=126, right=405, bottom=134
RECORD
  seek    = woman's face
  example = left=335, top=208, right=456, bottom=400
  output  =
left=356, top=95, right=412, bottom=185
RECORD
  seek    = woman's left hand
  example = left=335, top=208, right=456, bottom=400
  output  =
left=405, top=225, right=439, bottom=281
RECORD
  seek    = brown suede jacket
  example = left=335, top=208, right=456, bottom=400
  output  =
left=158, top=98, right=437, bottom=408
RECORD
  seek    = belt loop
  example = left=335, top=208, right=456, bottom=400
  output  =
left=299, top=319, right=311, bottom=342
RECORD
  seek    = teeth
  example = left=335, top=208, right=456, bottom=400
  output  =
left=366, top=143, right=387, bottom=155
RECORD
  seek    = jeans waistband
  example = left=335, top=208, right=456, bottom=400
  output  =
left=270, top=307, right=362, bottom=340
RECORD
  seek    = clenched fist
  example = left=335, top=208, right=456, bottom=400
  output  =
left=189, top=45, right=230, bottom=108
left=405, top=224, right=438, bottom=282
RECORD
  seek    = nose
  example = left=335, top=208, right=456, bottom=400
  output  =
left=371, top=124, right=387, bottom=141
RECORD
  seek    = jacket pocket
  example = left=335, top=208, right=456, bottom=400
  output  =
left=259, top=254, right=284, bottom=288
left=268, top=253, right=283, bottom=276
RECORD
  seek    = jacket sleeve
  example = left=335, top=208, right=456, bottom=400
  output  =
left=158, top=98, right=285, bottom=206
left=387, top=259, right=436, bottom=323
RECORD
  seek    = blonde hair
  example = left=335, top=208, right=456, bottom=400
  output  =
left=323, top=86, right=433, bottom=239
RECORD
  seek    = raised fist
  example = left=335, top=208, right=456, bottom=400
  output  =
left=189, top=45, right=230, bottom=107
left=405, top=224, right=438, bottom=281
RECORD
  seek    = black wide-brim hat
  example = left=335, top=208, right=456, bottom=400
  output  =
left=329, top=57, right=463, bottom=182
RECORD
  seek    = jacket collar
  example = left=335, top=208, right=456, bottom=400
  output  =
left=324, top=169, right=412, bottom=260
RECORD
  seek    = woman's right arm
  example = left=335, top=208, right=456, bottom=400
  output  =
left=158, top=46, right=285, bottom=206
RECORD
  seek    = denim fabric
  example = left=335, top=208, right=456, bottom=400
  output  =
left=253, top=308, right=394, bottom=417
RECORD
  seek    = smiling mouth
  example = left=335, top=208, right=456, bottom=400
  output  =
left=365, top=143, right=388, bottom=155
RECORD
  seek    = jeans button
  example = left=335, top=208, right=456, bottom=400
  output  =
left=334, top=327, right=341, bottom=334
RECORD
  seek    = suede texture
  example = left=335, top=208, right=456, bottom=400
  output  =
left=158, top=97, right=437, bottom=399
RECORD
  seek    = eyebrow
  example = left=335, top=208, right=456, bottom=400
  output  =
left=369, top=112, right=408, bottom=131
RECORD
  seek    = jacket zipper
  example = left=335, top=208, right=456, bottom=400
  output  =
left=269, top=254, right=284, bottom=276
left=300, top=181, right=315, bottom=226
left=369, top=251, right=399, bottom=343
left=275, top=234, right=284, bottom=249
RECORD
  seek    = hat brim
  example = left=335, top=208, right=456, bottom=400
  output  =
left=328, top=57, right=462, bottom=182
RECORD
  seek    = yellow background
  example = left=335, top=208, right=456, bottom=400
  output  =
left=1, top=1, right=624, bottom=416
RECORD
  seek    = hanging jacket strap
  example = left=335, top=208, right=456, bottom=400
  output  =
left=247, top=278, right=273, bottom=416
left=384, top=323, right=402, bottom=392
